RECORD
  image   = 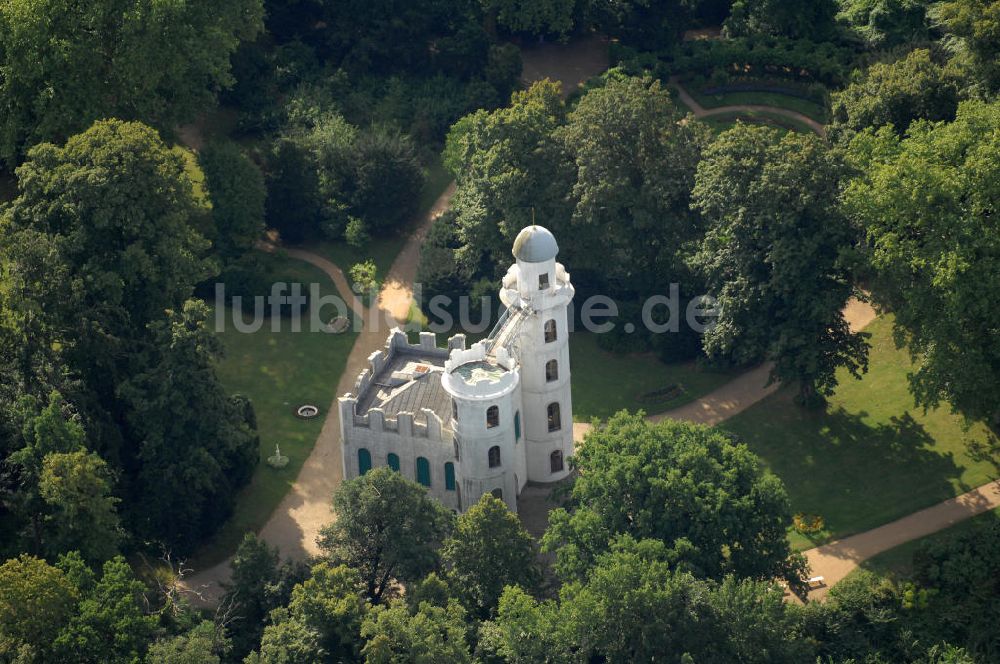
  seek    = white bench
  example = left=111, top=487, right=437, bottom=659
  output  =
left=807, top=576, right=825, bottom=590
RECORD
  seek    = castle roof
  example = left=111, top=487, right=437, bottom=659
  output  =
left=512, top=225, right=558, bottom=263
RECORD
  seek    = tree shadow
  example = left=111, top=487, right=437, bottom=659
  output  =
left=728, top=389, right=979, bottom=543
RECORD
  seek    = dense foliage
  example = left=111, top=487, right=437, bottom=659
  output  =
left=0, top=0, right=263, bottom=164
left=692, top=124, right=869, bottom=402
left=844, top=100, right=1000, bottom=428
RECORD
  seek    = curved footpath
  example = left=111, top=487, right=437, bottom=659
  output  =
left=671, top=77, right=827, bottom=138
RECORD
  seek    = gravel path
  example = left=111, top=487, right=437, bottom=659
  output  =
left=671, top=77, right=827, bottom=137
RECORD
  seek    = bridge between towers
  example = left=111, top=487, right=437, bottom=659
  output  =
left=484, top=305, right=532, bottom=358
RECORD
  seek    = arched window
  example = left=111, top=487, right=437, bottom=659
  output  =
left=488, top=445, right=501, bottom=468
left=538, top=272, right=549, bottom=290
left=486, top=405, right=499, bottom=429
left=444, top=462, right=456, bottom=491
left=491, top=488, right=503, bottom=500
left=416, top=457, right=431, bottom=487
left=387, top=453, right=400, bottom=472
left=545, top=359, right=558, bottom=382
left=547, top=402, right=561, bottom=432
left=550, top=450, right=564, bottom=473
left=452, top=400, right=458, bottom=421
left=544, top=319, right=557, bottom=343
left=514, top=411, right=521, bottom=441
left=358, top=448, right=372, bottom=475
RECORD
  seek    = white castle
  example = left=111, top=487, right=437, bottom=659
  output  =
left=338, top=225, right=575, bottom=512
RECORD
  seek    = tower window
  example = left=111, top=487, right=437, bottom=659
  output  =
left=538, top=272, right=549, bottom=290
left=358, top=448, right=372, bottom=475
left=547, top=402, right=561, bottom=432
left=488, top=445, right=501, bottom=468
left=387, top=453, right=400, bottom=472
left=514, top=411, right=521, bottom=441
left=546, top=359, right=558, bottom=382
left=486, top=405, right=499, bottom=429
left=452, top=400, right=458, bottom=421
left=544, top=319, right=557, bottom=343
left=416, top=457, right=431, bottom=487
left=550, top=450, right=564, bottom=473
left=491, top=488, right=503, bottom=500
left=445, top=462, right=456, bottom=491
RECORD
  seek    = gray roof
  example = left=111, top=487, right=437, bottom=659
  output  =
left=512, top=225, right=558, bottom=263
left=356, top=350, right=450, bottom=422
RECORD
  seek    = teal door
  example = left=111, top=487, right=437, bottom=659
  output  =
left=387, top=453, right=400, bottom=472
left=416, top=457, right=431, bottom=487
left=444, top=462, right=456, bottom=491
left=358, top=448, right=372, bottom=475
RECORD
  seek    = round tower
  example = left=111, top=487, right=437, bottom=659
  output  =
left=500, top=225, right=575, bottom=482
left=441, top=344, right=525, bottom=512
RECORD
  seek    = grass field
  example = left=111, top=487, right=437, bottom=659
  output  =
left=570, top=332, right=738, bottom=421
left=699, top=110, right=818, bottom=135
left=723, top=316, right=998, bottom=551
left=192, top=256, right=359, bottom=567
left=853, top=507, right=1000, bottom=579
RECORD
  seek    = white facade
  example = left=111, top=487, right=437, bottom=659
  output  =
left=339, top=225, right=575, bottom=513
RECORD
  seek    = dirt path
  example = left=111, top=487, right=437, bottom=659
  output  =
left=804, top=481, right=1000, bottom=600
left=671, top=77, right=827, bottom=138
left=180, top=185, right=456, bottom=604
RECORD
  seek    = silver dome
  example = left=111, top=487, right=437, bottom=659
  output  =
left=512, top=225, right=558, bottom=263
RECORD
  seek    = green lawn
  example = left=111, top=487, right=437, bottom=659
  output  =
left=191, top=256, right=359, bottom=567
left=723, top=316, right=998, bottom=551
left=570, top=332, right=738, bottom=421
left=689, top=88, right=829, bottom=123
left=699, top=110, right=818, bottom=135
left=853, top=507, right=1000, bottom=579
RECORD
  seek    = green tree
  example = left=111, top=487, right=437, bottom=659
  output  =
left=361, top=598, right=472, bottom=663
left=265, top=137, right=323, bottom=244
left=119, top=300, right=259, bottom=552
left=830, top=49, right=960, bottom=140
left=199, top=142, right=267, bottom=262
left=145, top=621, right=229, bottom=664
left=843, top=100, right=1000, bottom=427
left=444, top=80, right=571, bottom=279
left=555, top=74, right=708, bottom=299
left=837, top=0, right=933, bottom=47
left=483, top=0, right=578, bottom=36
left=542, top=412, right=804, bottom=584
left=39, top=450, right=121, bottom=562
left=52, top=556, right=157, bottom=664
left=0, top=554, right=78, bottom=662
left=1, top=119, right=213, bottom=426
left=691, top=124, right=868, bottom=404
left=224, top=534, right=280, bottom=660
left=5, top=392, right=89, bottom=554
left=318, top=467, right=454, bottom=603
left=725, top=0, right=838, bottom=38
left=0, top=0, right=263, bottom=164
left=481, top=538, right=809, bottom=663
left=933, top=0, right=1000, bottom=92
left=250, top=563, right=366, bottom=663
left=441, top=494, right=540, bottom=619
left=345, top=128, right=424, bottom=233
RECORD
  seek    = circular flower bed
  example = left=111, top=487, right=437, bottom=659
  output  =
left=296, top=404, right=320, bottom=419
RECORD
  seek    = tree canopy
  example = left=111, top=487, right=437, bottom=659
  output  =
left=0, top=0, right=263, bottom=164
left=542, top=412, right=804, bottom=584
left=691, top=124, right=869, bottom=403
left=843, top=100, right=1000, bottom=427
left=318, top=468, right=455, bottom=603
